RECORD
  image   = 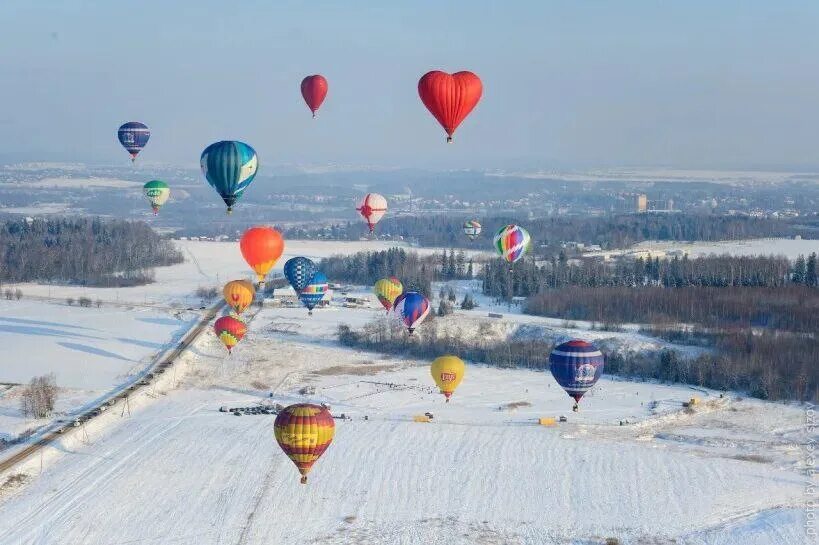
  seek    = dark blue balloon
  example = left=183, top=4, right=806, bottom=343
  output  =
left=117, top=122, right=150, bottom=161
left=284, top=257, right=318, bottom=293
left=549, top=339, right=605, bottom=408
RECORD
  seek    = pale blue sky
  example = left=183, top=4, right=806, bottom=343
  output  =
left=1, top=1, right=818, bottom=169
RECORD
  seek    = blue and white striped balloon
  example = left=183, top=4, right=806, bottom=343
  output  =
left=200, top=141, right=258, bottom=213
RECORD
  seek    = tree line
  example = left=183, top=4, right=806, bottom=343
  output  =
left=0, top=217, right=183, bottom=286
left=483, top=253, right=818, bottom=300
left=337, top=315, right=817, bottom=403
left=287, top=213, right=811, bottom=250
left=525, top=285, right=819, bottom=333
left=320, top=248, right=473, bottom=295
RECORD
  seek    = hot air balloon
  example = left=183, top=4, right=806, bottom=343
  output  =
left=356, top=193, right=387, bottom=233
left=431, top=355, right=465, bottom=402
left=214, top=315, right=247, bottom=354
left=418, top=71, right=482, bottom=143
left=284, top=257, right=318, bottom=293
left=143, top=180, right=170, bottom=215
left=393, top=291, right=430, bottom=335
left=274, top=403, right=335, bottom=484
left=200, top=141, right=258, bottom=214
left=117, top=122, right=150, bottom=162
left=301, top=75, right=328, bottom=118
left=299, top=271, right=328, bottom=315
left=223, top=280, right=255, bottom=314
left=373, top=276, right=403, bottom=313
left=463, top=219, right=482, bottom=241
left=240, top=226, right=284, bottom=284
left=493, top=224, right=531, bottom=264
left=549, top=339, right=605, bottom=412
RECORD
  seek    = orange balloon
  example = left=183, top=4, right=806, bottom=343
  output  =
left=240, top=226, right=284, bottom=283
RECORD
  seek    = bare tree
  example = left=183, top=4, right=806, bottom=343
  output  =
left=14, top=288, right=22, bottom=300
left=20, top=374, right=58, bottom=419
left=66, top=297, right=75, bottom=306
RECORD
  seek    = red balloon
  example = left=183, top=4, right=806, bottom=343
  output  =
left=301, top=75, right=328, bottom=118
left=418, top=70, right=482, bottom=143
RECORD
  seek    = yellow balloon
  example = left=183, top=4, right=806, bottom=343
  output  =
left=223, top=280, right=255, bottom=314
left=373, top=276, right=403, bottom=312
left=430, top=355, right=465, bottom=402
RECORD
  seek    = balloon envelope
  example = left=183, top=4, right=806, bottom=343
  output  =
left=394, top=291, right=430, bottom=334
left=373, top=276, right=403, bottom=312
left=200, top=141, right=258, bottom=213
left=240, top=226, right=284, bottom=283
left=356, top=193, right=387, bottom=233
left=549, top=339, right=605, bottom=408
left=223, top=280, right=255, bottom=314
left=301, top=75, right=328, bottom=117
left=418, top=71, right=482, bottom=142
left=299, top=271, right=329, bottom=312
left=118, top=122, right=150, bottom=161
left=143, top=180, right=169, bottom=214
left=431, top=355, right=465, bottom=401
left=493, top=224, right=531, bottom=264
left=274, top=403, right=335, bottom=484
left=214, top=315, right=247, bottom=353
left=284, top=257, right=318, bottom=293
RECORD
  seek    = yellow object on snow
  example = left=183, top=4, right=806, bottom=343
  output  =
left=413, top=415, right=432, bottom=423
left=538, top=417, right=557, bottom=427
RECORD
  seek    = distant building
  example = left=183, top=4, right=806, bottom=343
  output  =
left=635, top=194, right=648, bottom=213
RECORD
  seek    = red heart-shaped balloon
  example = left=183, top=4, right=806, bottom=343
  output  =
left=418, top=70, right=482, bottom=142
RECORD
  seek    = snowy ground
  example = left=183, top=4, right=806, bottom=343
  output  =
left=9, top=239, right=492, bottom=308
left=0, top=299, right=197, bottom=442
left=633, top=238, right=819, bottom=260
left=585, top=237, right=818, bottom=261
left=0, top=300, right=812, bottom=544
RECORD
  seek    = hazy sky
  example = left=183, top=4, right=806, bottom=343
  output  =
left=1, top=1, right=818, bottom=170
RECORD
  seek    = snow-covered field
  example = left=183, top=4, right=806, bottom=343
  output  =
left=633, top=238, right=819, bottom=260
left=9, top=239, right=492, bottom=307
left=0, top=240, right=813, bottom=544
left=0, top=300, right=197, bottom=441
left=0, top=298, right=812, bottom=544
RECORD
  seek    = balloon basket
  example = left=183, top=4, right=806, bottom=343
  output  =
left=446, top=136, right=453, bottom=144
left=300, top=476, right=308, bottom=485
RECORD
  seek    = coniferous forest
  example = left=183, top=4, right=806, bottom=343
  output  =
left=0, top=218, right=184, bottom=287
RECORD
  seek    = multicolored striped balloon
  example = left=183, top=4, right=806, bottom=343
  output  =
left=274, top=403, right=335, bottom=484
left=200, top=141, right=258, bottom=213
left=493, top=224, right=531, bottom=264
left=214, top=314, right=247, bottom=354
left=298, top=271, right=329, bottom=314
left=463, top=219, right=482, bottom=240
left=284, top=257, right=318, bottom=293
left=393, top=291, right=430, bottom=334
left=549, top=339, right=605, bottom=411
left=117, top=121, right=150, bottom=162
left=373, top=276, right=403, bottom=312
